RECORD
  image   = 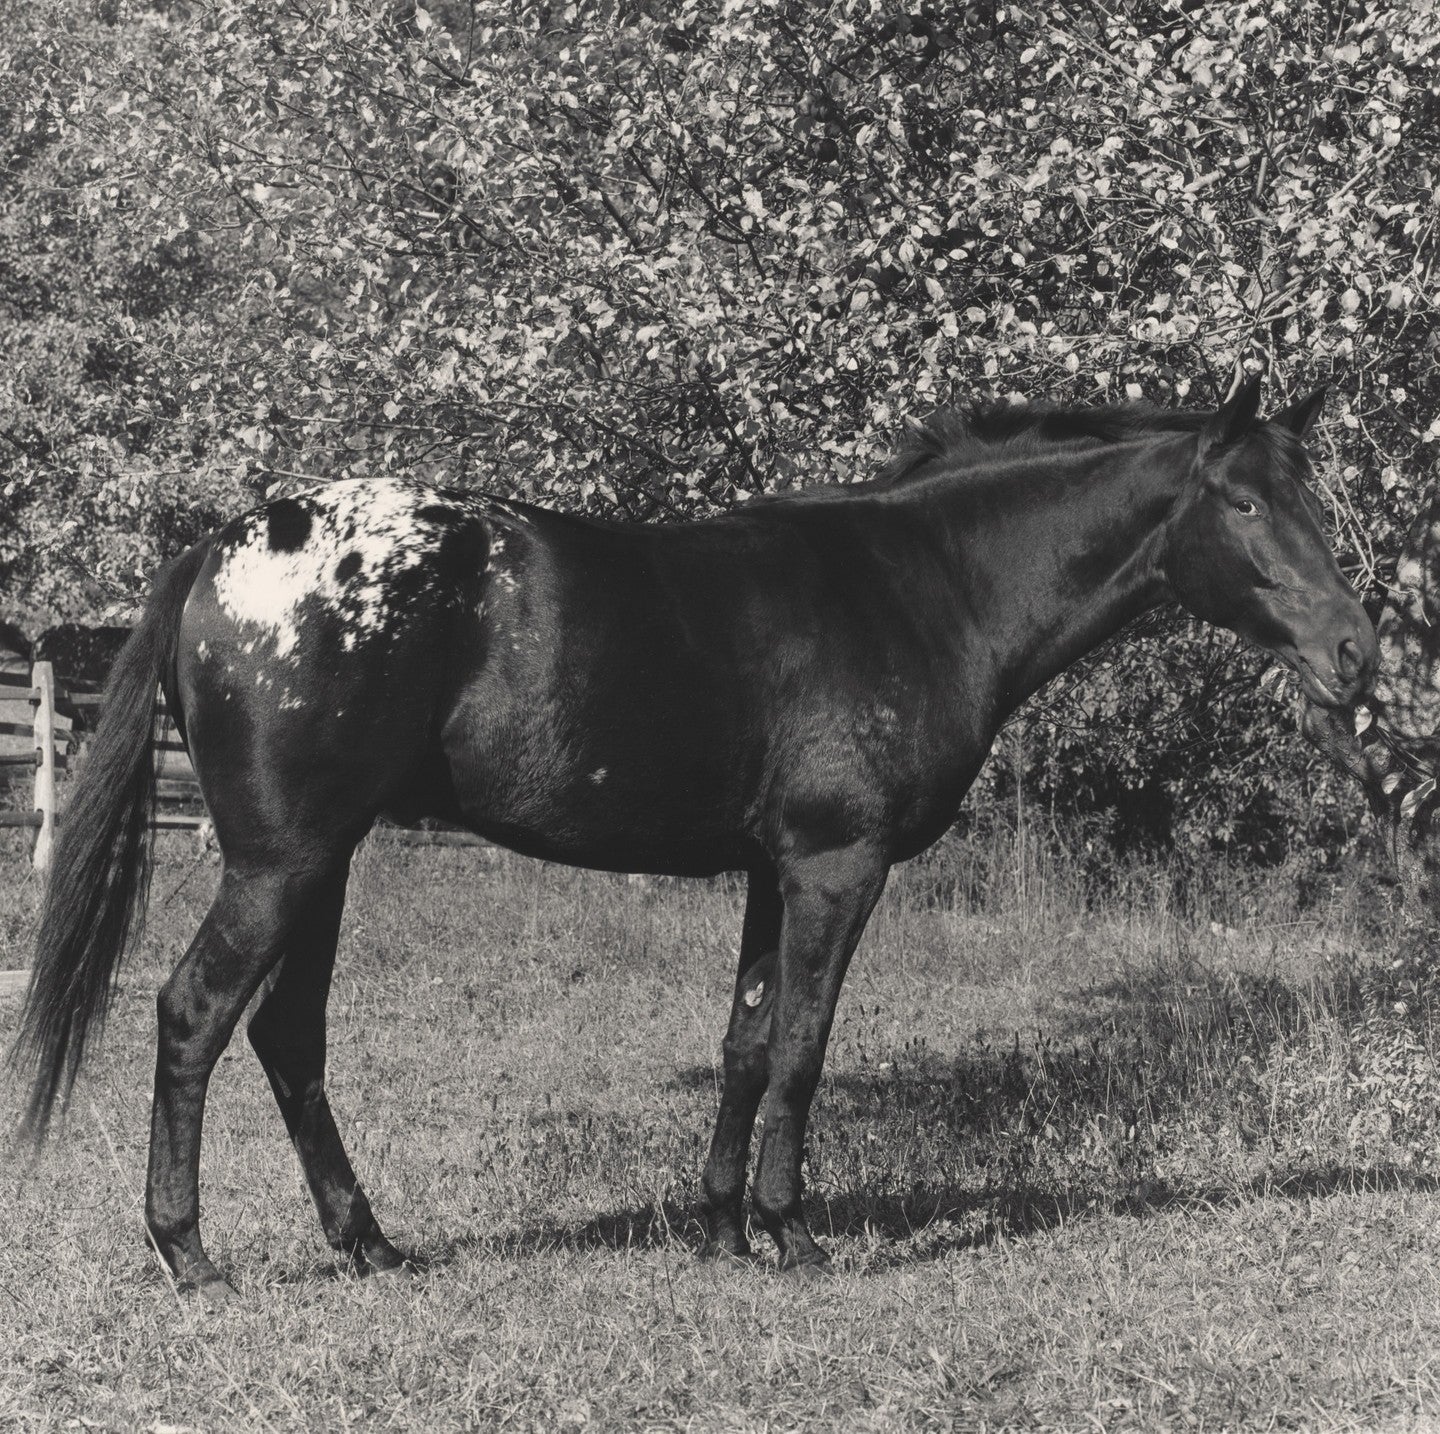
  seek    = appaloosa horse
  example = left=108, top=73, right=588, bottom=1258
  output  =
left=12, top=375, right=1375, bottom=1298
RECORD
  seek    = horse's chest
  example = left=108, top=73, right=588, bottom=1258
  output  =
left=763, top=697, right=982, bottom=852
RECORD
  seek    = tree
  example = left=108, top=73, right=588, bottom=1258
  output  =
left=3, top=0, right=1437, bottom=856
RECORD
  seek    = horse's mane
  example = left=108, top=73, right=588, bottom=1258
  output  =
left=753, top=398, right=1311, bottom=508
left=755, top=402, right=1209, bottom=508
left=874, top=402, right=1209, bottom=486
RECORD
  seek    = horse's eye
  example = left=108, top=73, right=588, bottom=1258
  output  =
left=1234, top=499, right=1259, bottom=517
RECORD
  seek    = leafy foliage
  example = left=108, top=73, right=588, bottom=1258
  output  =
left=3, top=0, right=1438, bottom=854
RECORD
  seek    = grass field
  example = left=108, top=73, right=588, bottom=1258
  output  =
left=3, top=826, right=1440, bottom=1431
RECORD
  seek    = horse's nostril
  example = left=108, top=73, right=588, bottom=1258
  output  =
left=1337, top=637, right=1363, bottom=683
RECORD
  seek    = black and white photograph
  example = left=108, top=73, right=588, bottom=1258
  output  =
left=3, top=0, right=1440, bottom=1427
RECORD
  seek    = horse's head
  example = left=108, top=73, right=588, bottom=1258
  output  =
left=1163, top=374, right=1376, bottom=708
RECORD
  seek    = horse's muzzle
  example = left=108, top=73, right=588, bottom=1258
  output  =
left=1293, top=608, right=1378, bottom=708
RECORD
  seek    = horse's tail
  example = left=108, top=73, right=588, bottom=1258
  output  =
left=10, top=543, right=209, bottom=1141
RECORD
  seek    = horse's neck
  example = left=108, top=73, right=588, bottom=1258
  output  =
left=913, top=438, right=1188, bottom=718
left=1374, top=488, right=1440, bottom=740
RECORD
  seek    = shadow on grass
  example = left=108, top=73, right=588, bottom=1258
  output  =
left=407, top=1160, right=1440, bottom=1278
left=295, top=957, right=1440, bottom=1281
left=435, top=958, right=1440, bottom=1270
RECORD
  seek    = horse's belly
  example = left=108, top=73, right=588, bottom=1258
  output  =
left=463, top=813, right=749, bottom=878
left=442, top=715, right=754, bottom=876
left=455, top=772, right=752, bottom=875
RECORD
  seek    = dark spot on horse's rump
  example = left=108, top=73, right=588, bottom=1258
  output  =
left=334, top=551, right=363, bottom=584
left=267, top=499, right=311, bottom=553
left=417, top=504, right=465, bottom=526
left=438, top=519, right=487, bottom=571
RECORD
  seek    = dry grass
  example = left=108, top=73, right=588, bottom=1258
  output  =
left=2, top=826, right=1440, bottom=1431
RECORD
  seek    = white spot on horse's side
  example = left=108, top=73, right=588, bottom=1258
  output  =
left=278, top=692, right=304, bottom=711
left=212, top=479, right=446, bottom=657
left=490, top=498, right=532, bottom=524
left=196, top=641, right=210, bottom=660
left=743, top=981, right=765, bottom=1009
left=590, top=766, right=608, bottom=785
left=242, top=640, right=256, bottom=655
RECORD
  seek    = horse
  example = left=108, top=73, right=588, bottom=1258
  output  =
left=10, top=374, right=1376, bottom=1300
left=0, top=620, right=31, bottom=668
left=33, top=624, right=133, bottom=687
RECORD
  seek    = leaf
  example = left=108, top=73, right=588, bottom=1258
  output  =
left=430, top=350, right=459, bottom=389
left=1401, top=778, right=1435, bottom=821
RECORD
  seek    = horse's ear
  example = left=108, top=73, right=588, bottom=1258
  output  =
left=1270, top=385, right=1327, bottom=438
left=1204, top=371, right=1264, bottom=451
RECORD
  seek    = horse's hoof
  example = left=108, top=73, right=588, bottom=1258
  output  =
left=698, top=1240, right=758, bottom=1269
left=153, top=1241, right=236, bottom=1304
left=369, top=1256, right=418, bottom=1281
left=195, top=1275, right=240, bottom=1306
left=350, top=1230, right=414, bottom=1278
left=779, top=1254, right=832, bottom=1282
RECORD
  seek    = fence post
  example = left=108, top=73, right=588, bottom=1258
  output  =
left=32, top=660, right=56, bottom=874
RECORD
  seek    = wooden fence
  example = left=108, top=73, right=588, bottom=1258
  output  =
left=0, top=661, right=209, bottom=872
left=0, top=661, right=487, bottom=873
left=0, top=662, right=63, bottom=871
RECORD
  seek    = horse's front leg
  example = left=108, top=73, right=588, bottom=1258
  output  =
left=751, top=844, right=887, bottom=1273
left=700, top=866, right=783, bottom=1261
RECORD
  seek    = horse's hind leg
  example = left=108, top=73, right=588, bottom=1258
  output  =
left=700, top=867, right=783, bottom=1261
left=246, top=864, right=406, bottom=1276
left=144, top=862, right=342, bottom=1299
